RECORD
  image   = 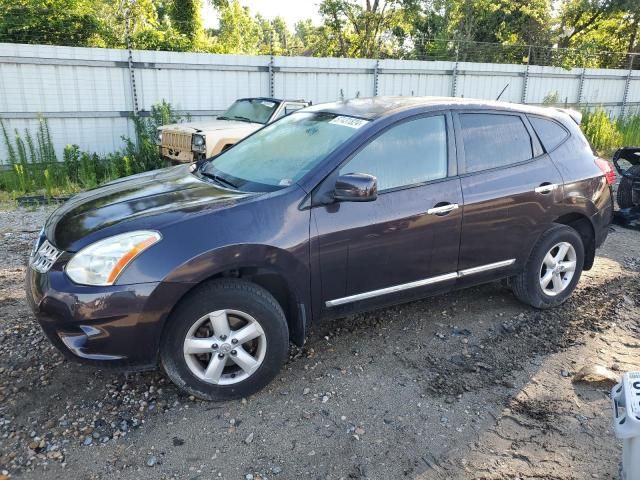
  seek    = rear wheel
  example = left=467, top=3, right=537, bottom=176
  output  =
left=161, top=279, right=289, bottom=401
left=616, top=164, right=640, bottom=209
left=510, top=224, right=584, bottom=309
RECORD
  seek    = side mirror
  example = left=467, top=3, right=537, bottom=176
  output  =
left=334, top=173, right=377, bottom=202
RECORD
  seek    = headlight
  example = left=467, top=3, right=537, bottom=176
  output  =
left=155, top=129, right=162, bottom=145
left=65, top=231, right=161, bottom=286
left=192, top=134, right=206, bottom=152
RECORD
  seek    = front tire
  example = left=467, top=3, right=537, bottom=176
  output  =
left=160, top=279, right=289, bottom=401
left=510, top=224, right=584, bottom=309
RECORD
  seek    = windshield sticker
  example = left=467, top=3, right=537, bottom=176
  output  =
left=279, top=178, right=293, bottom=186
left=261, top=101, right=276, bottom=108
left=329, top=116, right=368, bottom=129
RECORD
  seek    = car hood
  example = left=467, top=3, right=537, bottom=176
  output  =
left=45, top=165, right=252, bottom=251
left=159, top=118, right=261, bottom=133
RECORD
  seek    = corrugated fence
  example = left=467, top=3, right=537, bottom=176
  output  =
left=1, top=42, right=639, bottom=162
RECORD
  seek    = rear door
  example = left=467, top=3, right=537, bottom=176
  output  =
left=453, top=110, right=564, bottom=286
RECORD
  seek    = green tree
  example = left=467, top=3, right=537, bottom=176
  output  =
left=209, top=0, right=261, bottom=54
left=168, top=0, right=204, bottom=43
left=0, top=0, right=101, bottom=46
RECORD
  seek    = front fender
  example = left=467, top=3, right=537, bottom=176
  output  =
left=163, top=243, right=311, bottom=344
left=166, top=242, right=308, bottom=281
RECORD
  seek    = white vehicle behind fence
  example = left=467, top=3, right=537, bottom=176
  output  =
left=156, top=97, right=310, bottom=163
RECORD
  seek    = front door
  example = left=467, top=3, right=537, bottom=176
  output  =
left=311, top=113, right=463, bottom=318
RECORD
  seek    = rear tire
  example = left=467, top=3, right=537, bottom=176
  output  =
left=616, top=164, right=640, bottom=209
left=160, top=279, right=289, bottom=401
left=510, top=224, right=584, bottom=309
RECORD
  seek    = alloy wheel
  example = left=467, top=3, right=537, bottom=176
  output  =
left=183, top=309, right=266, bottom=385
left=539, top=241, right=577, bottom=297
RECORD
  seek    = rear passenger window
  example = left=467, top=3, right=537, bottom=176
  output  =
left=340, top=115, right=447, bottom=191
left=460, top=113, right=533, bottom=173
left=529, top=116, right=569, bottom=152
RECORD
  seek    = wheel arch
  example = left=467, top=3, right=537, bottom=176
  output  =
left=161, top=245, right=310, bottom=347
left=550, top=213, right=596, bottom=270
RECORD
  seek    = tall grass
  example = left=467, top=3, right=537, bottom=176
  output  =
left=0, top=101, right=187, bottom=198
left=617, top=114, right=640, bottom=147
left=581, top=109, right=623, bottom=155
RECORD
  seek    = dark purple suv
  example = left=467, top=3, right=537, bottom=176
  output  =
left=26, top=97, right=614, bottom=400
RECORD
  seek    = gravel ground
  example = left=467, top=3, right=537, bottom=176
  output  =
left=0, top=204, right=638, bottom=480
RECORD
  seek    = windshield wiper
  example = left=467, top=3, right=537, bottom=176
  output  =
left=231, top=115, right=257, bottom=123
left=199, top=170, right=238, bottom=189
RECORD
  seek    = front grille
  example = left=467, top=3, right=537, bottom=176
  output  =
left=161, top=130, right=192, bottom=150
left=30, top=239, right=63, bottom=273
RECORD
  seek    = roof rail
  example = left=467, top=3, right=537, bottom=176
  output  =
left=554, top=108, right=582, bottom=125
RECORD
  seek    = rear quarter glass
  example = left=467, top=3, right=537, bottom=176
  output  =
left=528, top=116, right=570, bottom=153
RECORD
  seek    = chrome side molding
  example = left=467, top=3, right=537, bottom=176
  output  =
left=325, top=258, right=515, bottom=307
left=458, top=259, right=515, bottom=277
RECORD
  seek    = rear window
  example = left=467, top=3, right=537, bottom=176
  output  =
left=460, top=113, right=533, bottom=173
left=529, top=116, right=569, bottom=152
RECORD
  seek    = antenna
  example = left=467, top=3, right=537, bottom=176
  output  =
left=496, top=83, right=510, bottom=101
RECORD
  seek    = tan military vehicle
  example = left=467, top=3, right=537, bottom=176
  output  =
left=156, top=97, right=309, bottom=163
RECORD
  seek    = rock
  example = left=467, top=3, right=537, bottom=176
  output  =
left=573, top=365, right=620, bottom=385
left=244, top=432, right=254, bottom=444
left=245, top=474, right=254, bottom=480
left=303, top=388, right=310, bottom=395
left=561, top=369, right=570, bottom=377
left=172, top=436, right=185, bottom=446
left=146, top=455, right=158, bottom=467
left=272, top=466, right=282, bottom=474
left=354, top=427, right=365, bottom=436
left=83, top=436, right=92, bottom=446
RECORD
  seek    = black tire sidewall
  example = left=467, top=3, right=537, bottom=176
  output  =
left=525, top=226, right=585, bottom=308
left=161, top=280, right=289, bottom=401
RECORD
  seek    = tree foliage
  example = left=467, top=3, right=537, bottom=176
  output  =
left=0, top=0, right=638, bottom=65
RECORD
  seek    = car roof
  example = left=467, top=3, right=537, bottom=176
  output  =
left=305, top=96, right=572, bottom=122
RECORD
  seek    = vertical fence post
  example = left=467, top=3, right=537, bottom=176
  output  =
left=521, top=45, right=532, bottom=104
left=622, top=54, right=635, bottom=118
left=451, top=45, right=459, bottom=97
left=123, top=0, right=139, bottom=148
left=577, top=67, right=586, bottom=106
left=268, top=54, right=275, bottom=98
left=373, top=60, right=380, bottom=96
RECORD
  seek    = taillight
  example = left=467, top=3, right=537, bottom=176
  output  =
left=595, top=158, right=616, bottom=185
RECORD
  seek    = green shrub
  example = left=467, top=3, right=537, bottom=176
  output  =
left=0, top=100, right=186, bottom=198
left=617, top=114, right=640, bottom=147
left=581, top=108, right=622, bottom=155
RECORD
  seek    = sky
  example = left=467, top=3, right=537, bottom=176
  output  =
left=202, top=0, right=322, bottom=30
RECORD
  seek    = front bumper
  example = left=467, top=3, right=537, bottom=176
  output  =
left=26, top=263, right=192, bottom=369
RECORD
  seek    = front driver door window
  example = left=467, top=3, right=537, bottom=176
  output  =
left=312, top=114, right=463, bottom=316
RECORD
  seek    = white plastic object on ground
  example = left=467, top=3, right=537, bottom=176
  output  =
left=612, top=372, right=640, bottom=480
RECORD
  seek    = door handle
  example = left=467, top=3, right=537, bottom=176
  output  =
left=427, top=203, right=459, bottom=215
left=534, top=183, right=558, bottom=194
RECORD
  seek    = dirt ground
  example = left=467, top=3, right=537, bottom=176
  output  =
left=0, top=204, right=638, bottom=480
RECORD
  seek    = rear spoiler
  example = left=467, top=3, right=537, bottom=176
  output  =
left=554, top=108, right=582, bottom=125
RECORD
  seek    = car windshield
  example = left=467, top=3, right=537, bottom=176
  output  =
left=219, top=99, right=280, bottom=124
left=200, top=112, right=369, bottom=192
